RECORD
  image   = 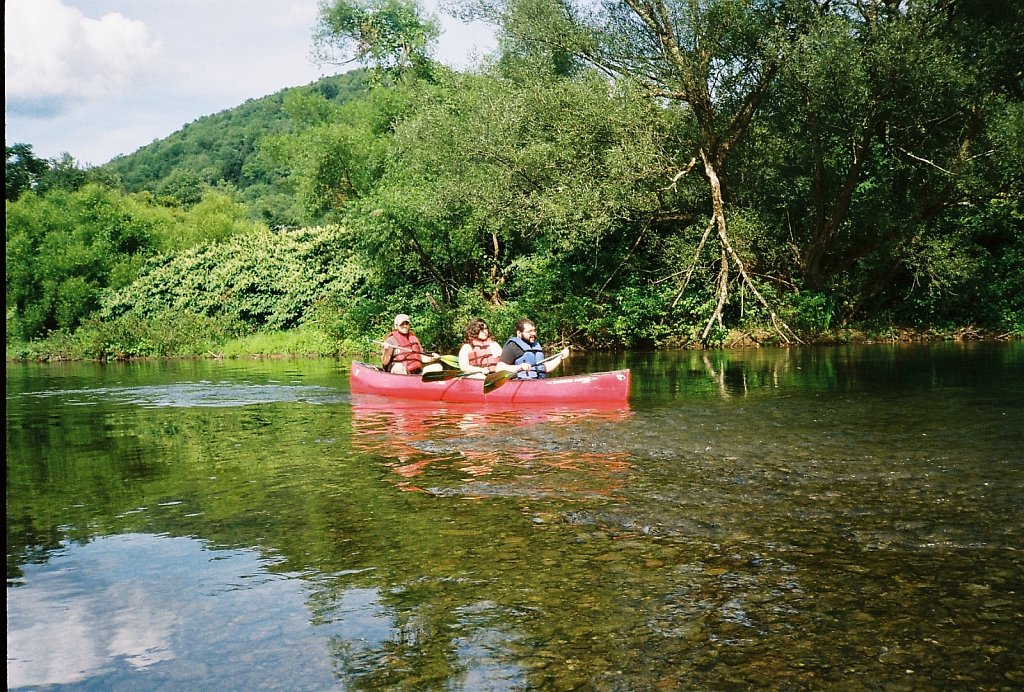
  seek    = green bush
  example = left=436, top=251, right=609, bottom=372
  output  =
left=98, top=225, right=363, bottom=333
left=5, top=184, right=266, bottom=344
left=781, top=289, right=837, bottom=336
left=73, top=311, right=247, bottom=359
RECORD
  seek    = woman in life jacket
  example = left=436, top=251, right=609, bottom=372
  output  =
left=457, top=318, right=519, bottom=379
left=500, top=318, right=569, bottom=379
left=381, top=314, right=442, bottom=374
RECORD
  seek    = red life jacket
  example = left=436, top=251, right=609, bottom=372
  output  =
left=467, top=338, right=500, bottom=371
left=387, top=329, right=423, bottom=373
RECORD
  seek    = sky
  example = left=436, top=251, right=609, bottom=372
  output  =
left=5, top=0, right=497, bottom=166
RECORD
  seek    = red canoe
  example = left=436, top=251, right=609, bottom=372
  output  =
left=348, top=361, right=630, bottom=404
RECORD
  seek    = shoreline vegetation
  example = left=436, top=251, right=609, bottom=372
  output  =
left=7, top=5, right=1022, bottom=366
left=8, top=325, right=1019, bottom=364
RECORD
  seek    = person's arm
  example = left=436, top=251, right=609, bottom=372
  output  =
left=538, top=347, right=570, bottom=374
left=498, top=342, right=530, bottom=373
left=381, top=338, right=397, bottom=369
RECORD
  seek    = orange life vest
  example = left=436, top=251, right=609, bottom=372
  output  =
left=386, top=329, right=423, bottom=373
left=467, top=338, right=500, bottom=371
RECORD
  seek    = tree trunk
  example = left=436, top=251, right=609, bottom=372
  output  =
left=700, top=151, right=801, bottom=345
left=803, top=119, right=879, bottom=289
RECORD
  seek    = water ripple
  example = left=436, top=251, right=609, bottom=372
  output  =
left=15, top=382, right=347, bottom=408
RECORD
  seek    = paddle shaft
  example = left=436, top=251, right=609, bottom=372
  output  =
left=373, top=339, right=434, bottom=356
left=422, top=369, right=478, bottom=382
left=373, top=339, right=458, bottom=369
left=484, top=351, right=565, bottom=393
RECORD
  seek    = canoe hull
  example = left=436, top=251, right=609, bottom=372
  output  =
left=349, top=361, right=630, bottom=404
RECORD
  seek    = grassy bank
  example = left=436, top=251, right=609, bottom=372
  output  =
left=5, top=326, right=355, bottom=363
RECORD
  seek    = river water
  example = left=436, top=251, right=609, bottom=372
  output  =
left=6, top=343, right=1022, bottom=690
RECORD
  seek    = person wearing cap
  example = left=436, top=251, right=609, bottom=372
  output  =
left=382, top=314, right=441, bottom=375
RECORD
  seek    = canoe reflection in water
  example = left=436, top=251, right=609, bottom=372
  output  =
left=350, top=395, right=633, bottom=499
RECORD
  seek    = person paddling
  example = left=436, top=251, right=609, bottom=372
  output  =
left=381, top=314, right=442, bottom=375
left=500, top=318, right=569, bottom=379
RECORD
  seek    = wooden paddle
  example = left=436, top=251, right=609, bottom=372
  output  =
left=483, top=351, right=565, bottom=394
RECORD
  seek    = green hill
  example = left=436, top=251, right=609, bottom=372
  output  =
left=100, top=70, right=369, bottom=226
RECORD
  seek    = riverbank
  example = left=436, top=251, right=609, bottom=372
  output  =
left=7, top=323, right=1020, bottom=364
left=717, top=325, right=1020, bottom=349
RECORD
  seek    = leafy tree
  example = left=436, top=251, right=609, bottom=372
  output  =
left=157, top=169, right=208, bottom=207
left=6, top=146, right=96, bottom=200
left=6, top=185, right=160, bottom=339
left=737, top=0, right=1023, bottom=327
left=6, top=184, right=265, bottom=343
left=467, top=0, right=815, bottom=343
left=41, top=153, right=88, bottom=195
left=254, top=85, right=410, bottom=225
left=6, top=144, right=50, bottom=201
left=462, top=0, right=1022, bottom=337
left=333, top=66, right=692, bottom=345
left=313, top=0, right=441, bottom=79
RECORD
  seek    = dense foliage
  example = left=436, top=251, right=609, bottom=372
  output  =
left=99, top=226, right=363, bottom=332
left=101, top=72, right=370, bottom=228
left=5, top=181, right=261, bottom=344
left=6, top=0, right=1022, bottom=359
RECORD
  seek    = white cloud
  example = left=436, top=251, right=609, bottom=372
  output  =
left=4, top=0, right=496, bottom=164
left=4, top=0, right=161, bottom=117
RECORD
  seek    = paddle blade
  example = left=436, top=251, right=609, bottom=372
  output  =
left=483, top=370, right=516, bottom=394
left=438, top=355, right=460, bottom=369
left=421, top=369, right=468, bottom=382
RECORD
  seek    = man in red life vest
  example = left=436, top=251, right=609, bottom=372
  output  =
left=381, top=314, right=442, bottom=374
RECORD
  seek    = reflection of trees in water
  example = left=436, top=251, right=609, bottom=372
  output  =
left=627, top=348, right=805, bottom=399
left=635, top=343, right=1009, bottom=400
left=321, top=585, right=531, bottom=689
left=315, top=399, right=647, bottom=688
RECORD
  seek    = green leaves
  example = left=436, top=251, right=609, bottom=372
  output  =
left=6, top=185, right=158, bottom=339
left=9, top=0, right=1023, bottom=354
left=5, top=182, right=272, bottom=342
left=313, top=0, right=441, bottom=78
left=98, top=226, right=363, bottom=333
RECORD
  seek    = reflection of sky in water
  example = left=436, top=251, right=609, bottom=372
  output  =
left=7, top=534, right=527, bottom=690
left=452, top=600, right=527, bottom=689
left=16, top=382, right=347, bottom=408
left=7, top=534, right=335, bottom=689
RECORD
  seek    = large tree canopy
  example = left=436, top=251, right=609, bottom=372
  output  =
left=5, top=0, right=1020, bottom=356
left=453, top=0, right=1022, bottom=338
left=313, top=0, right=441, bottom=78
left=464, top=0, right=817, bottom=341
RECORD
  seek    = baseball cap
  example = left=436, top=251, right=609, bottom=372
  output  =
left=394, top=314, right=411, bottom=327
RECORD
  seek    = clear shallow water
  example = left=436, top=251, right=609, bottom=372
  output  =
left=6, top=344, right=1023, bottom=689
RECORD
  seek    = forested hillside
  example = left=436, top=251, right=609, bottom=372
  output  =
left=102, top=71, right=370, bottom=228
left=6, top=0, right=1022, bottom=361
